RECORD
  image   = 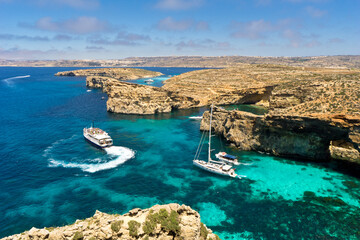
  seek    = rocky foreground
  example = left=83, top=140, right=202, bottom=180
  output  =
left=1, top=204, right=220, bottom=240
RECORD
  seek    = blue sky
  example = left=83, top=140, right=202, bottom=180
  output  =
left=0, top=0, right=359, bottom=60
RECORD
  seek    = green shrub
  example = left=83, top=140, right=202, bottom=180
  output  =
left=157, top=209, right=169, bottom=224
left=143, top=218, right=157, bottom=235
left=200, top=223, right=208, bottom=240
left=128, top=220, right=141, bottom=237
left=141, top=208, right=182, bottom=237
left=161, top=210, right=181, bottom=235
left=111, top=220, right=124, bottom=232
left=72, top=231, right=83, bottom=240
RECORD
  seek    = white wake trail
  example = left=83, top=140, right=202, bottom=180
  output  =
left=48, top=146, right=135, bottom=173
left=2, top=75, right=30, bottom=86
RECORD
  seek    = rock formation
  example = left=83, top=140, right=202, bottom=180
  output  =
left=55, top=68, right=163, bottom=80
left=1, top=204, right=220, bottom=240
left=57, top=65, right=360, bottom=115
left=200, top=107, right=360, bottom=164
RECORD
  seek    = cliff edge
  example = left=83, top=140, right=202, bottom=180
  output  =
left=1, top=204, right=220, bottom=240
left=201, top=107, right=360, bottom=164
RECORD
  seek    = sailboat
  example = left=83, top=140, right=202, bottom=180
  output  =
left=193, top=104, right=239, bottom=178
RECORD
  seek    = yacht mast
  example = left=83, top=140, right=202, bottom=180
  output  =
left=208, top=104, right=214, bottom=162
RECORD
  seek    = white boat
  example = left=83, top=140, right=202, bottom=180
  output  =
left=144, top=79, right=154, bottom=84
left=215, top=152, right=240, bottom=165
left=189, top=116, right=202, bottom=120
left=193, top=104, right=240, bottom=178
left=86, top=89, right=92, bottom=92
left=193, top=159, right=238, bottom=177
left=83, top=123, right=113, bottom=149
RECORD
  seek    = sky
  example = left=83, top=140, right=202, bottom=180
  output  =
left=0, top=0, right=359, bottom=60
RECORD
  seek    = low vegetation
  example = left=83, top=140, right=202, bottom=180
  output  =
left=142, top=208, right=181, bottom=237
left=72, top=231, right=83, bottom=240
left=111, top=220, right=124, bottom=233
left=128, top=220, right=141, bottom=237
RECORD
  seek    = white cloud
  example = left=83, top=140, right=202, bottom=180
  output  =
left=156, top=17, right=208, bottom=31
left=305, top=6, right=327, bottom=18
left=175, top=39, right=231, bottom=50
left=231, top=19, right=274, bottom=39
left=24, top=16, right=110, bottom=34
left=155, top=0, right=204, bottom=10
left=88, top=32, right=151, bottom=46
left=0, top=47, right=64, bottom=60
left=35, top=0, right=99, bottom=9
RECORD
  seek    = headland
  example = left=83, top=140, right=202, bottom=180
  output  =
left=1, top=204, right=219, bottom=240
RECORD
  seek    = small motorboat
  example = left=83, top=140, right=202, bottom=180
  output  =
left=144, top=79, right=154, bottom=84
left=189, top=116, right=202, bottom=120
left=215, top=152, right=240, bottom=165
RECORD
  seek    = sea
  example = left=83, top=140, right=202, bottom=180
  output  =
left=0, top=67, right=359, bottom=240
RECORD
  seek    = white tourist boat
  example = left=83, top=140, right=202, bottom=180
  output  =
left=215, top=152, right=240, bottom=165
left=193, top=104, right=239, bottom=178
left=83, top=123, right=113, bottom=149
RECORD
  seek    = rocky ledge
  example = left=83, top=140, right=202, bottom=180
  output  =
left=55, top=68, right=163, bottom=80
left=201, top=107, right=360, bottom=164
left=1, top=204, right=220, bottom=240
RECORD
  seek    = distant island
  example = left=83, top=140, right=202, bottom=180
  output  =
left=2, top=55, right=360, bottom=69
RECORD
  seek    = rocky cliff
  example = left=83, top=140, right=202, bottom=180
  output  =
left=57, top=65, right=360, bottom=115
left=1, top=204, right=220, bottom=240
left=55, top=68, right=163, bottom=80
left=200, top=107, right=360, bottom=164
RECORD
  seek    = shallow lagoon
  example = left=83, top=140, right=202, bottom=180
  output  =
left=0, top=67, right=359, bottom=239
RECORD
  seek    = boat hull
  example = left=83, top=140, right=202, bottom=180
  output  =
left=193, top=160, right=237, bottom=178
left=83, top=135, right=111, bottom=149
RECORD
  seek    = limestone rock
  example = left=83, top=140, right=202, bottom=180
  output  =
left=201, top=107, right=360, bottom=162
left=55, top=68, right=163, bottom=80
left=2, top=204, right=220, bottom=240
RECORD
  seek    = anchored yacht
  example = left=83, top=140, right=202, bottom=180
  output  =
left=83, top=123, right=113, bottom=149
left=193, top=104, right=240, bottom=178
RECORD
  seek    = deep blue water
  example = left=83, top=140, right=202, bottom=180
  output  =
left=1, top=67, right=360, bottom=239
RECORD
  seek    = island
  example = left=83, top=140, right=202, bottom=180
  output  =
left=1, top=204, right=220, bottom=240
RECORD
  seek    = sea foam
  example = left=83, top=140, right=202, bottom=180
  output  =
left=45, top=137, right=135, bottom=173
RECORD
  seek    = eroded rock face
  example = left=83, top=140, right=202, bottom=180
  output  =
left=201, top=107, right=360, bottom=162
left=106, top=81, right=174, bottom=114
left=2, top=204, right=220, bottom=240
left=55, top=68, right=163, bottom=80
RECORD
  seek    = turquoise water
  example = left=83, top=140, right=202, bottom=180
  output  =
left=1, top=67, right=360, bottom=239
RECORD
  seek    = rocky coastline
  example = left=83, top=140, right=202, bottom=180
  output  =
left=55, top=68, right=163, bottom=80
left=200, top=107, right=360, bottom=164
left=1, top=204, right=220, bottom=240
left=56, top=65, right=360, bottom=164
